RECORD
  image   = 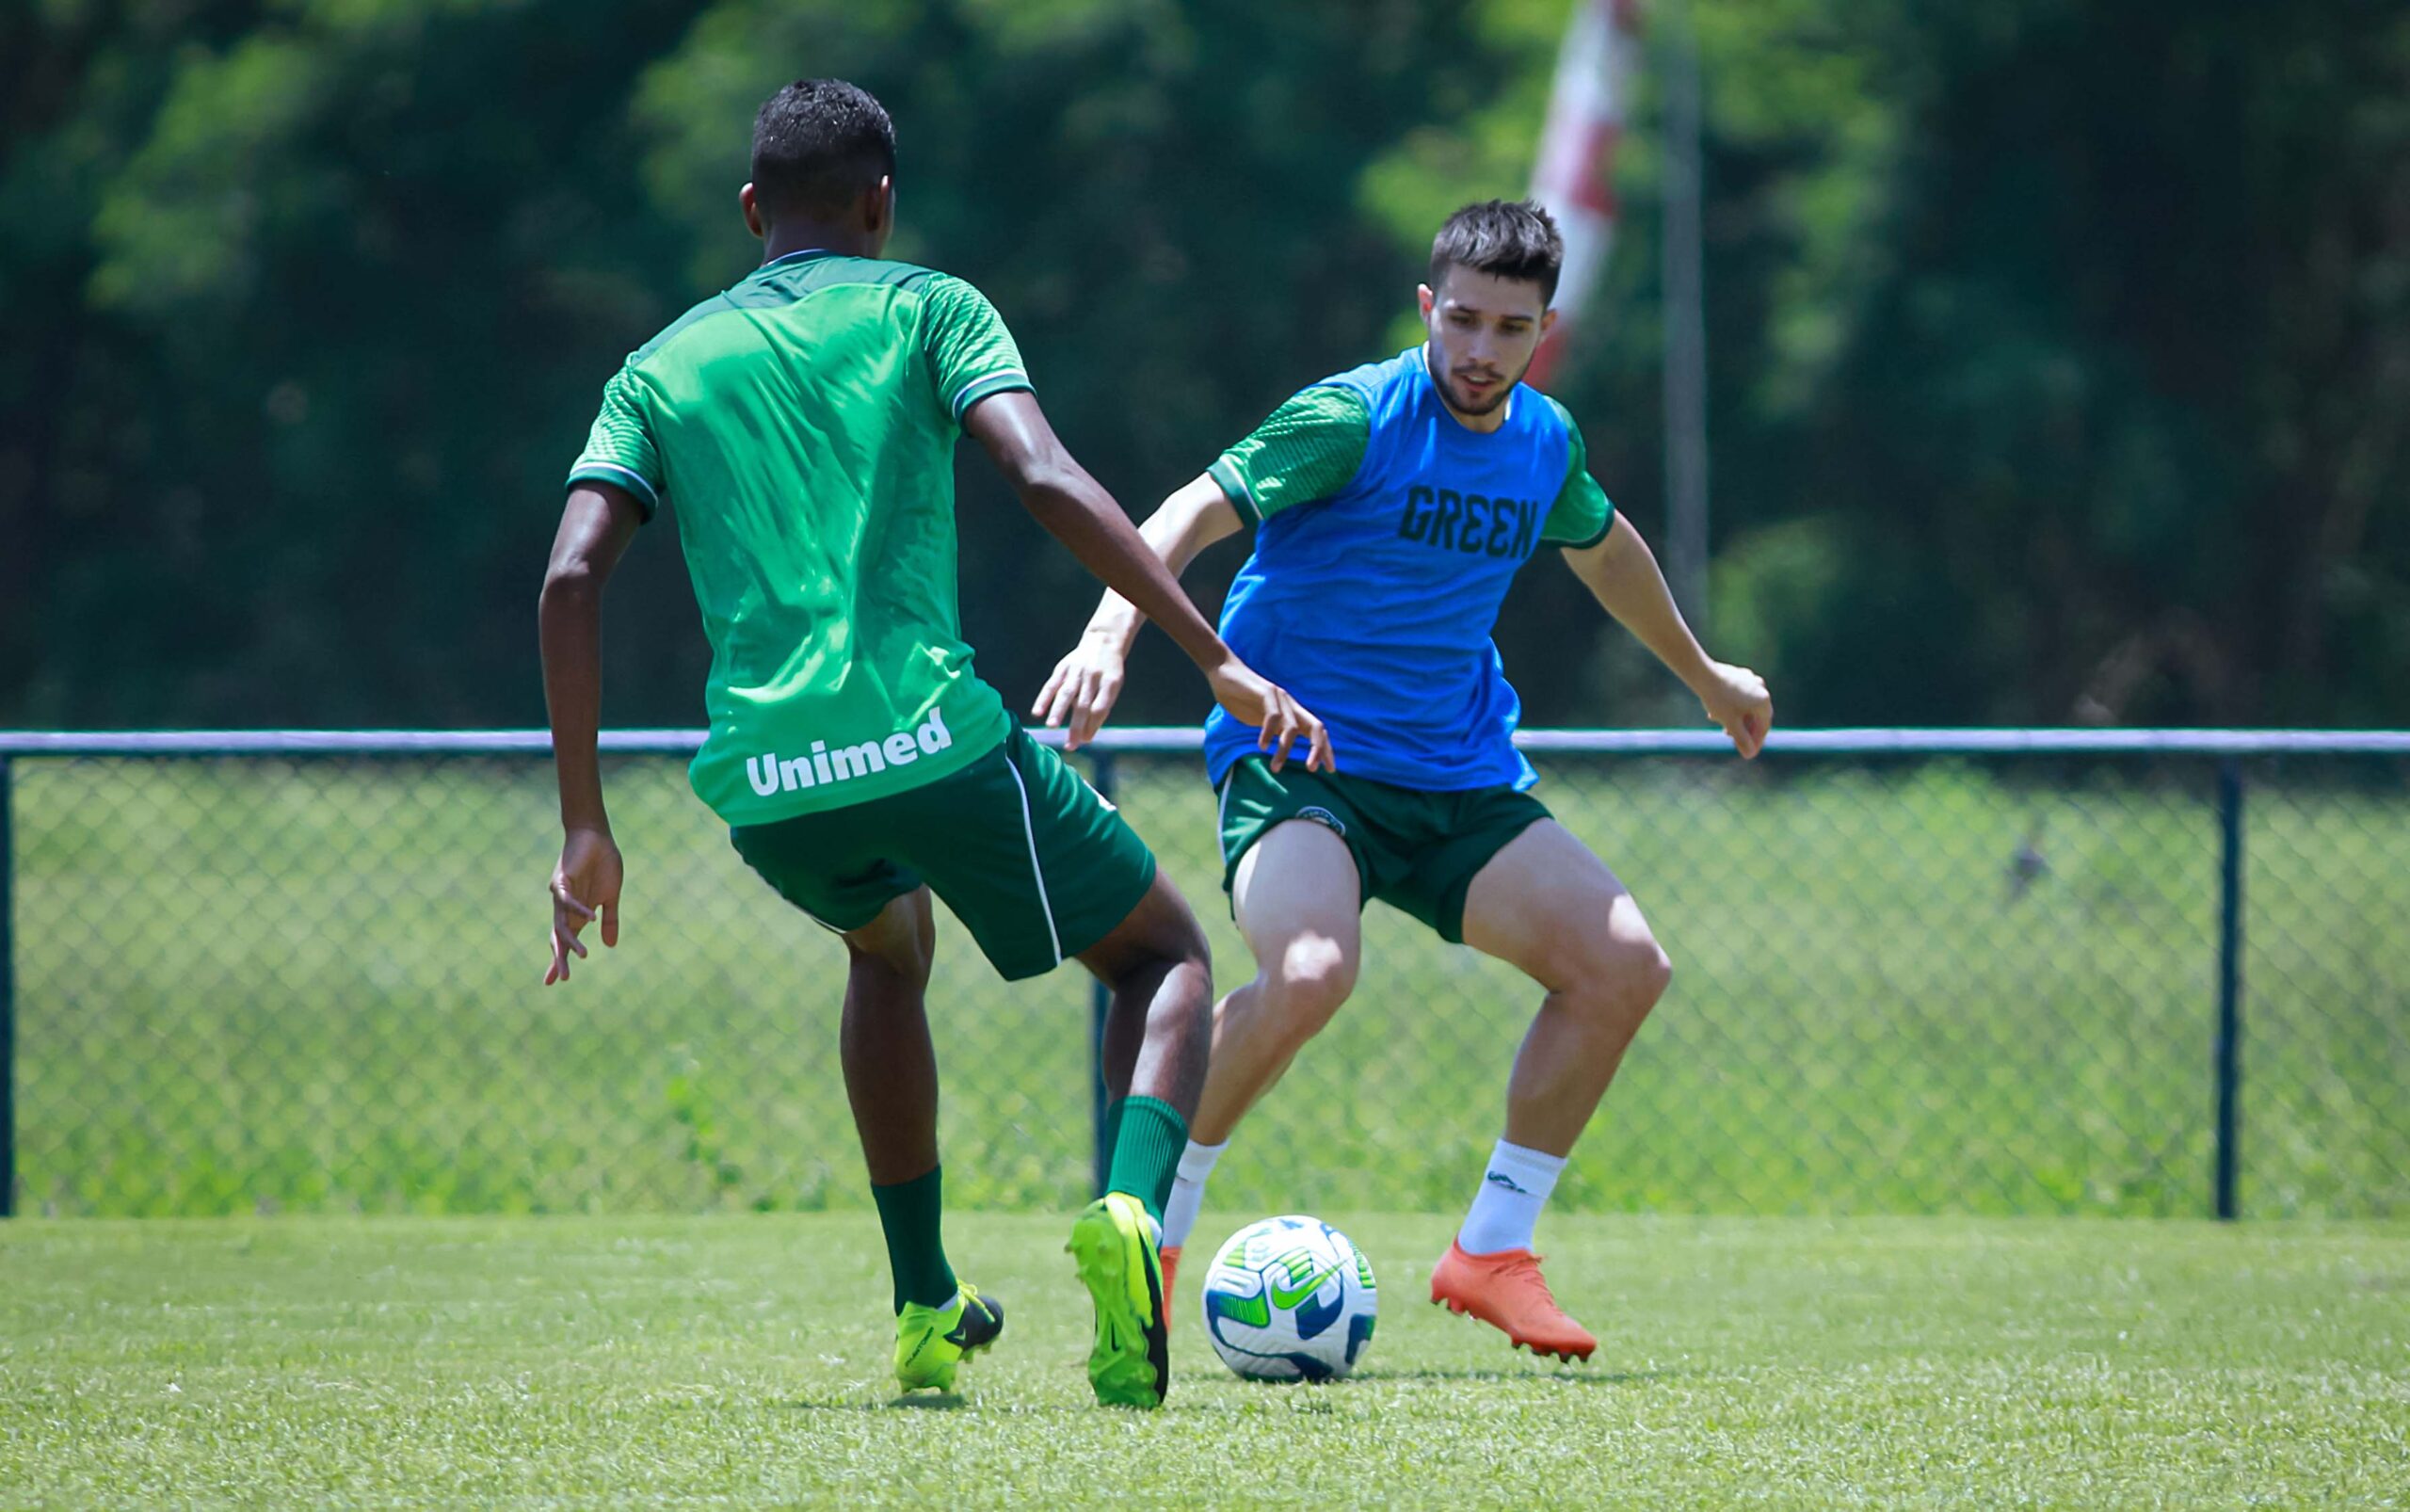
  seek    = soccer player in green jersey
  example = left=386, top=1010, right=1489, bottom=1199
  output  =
left=1039, top=201, right=1772, bottom=1362
left=536, top=79, right=1328, bottom=1408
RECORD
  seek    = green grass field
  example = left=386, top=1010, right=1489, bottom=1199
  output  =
left=11, top=753, right=2409, bottom=1220
left=5, top=1214, right=2405, bottom=1507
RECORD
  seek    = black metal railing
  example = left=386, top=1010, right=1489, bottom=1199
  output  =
left=4, top=728, right=2403, bottom=1221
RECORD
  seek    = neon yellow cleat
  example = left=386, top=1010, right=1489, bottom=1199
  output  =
left=893, top=1283, right=1004, bottom=1392
left=1066, top=1193, right=1169, bottom=1407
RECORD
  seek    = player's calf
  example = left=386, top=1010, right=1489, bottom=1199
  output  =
left=1173, top=934, right=1358, bottom=1210
left=1081, top=871, right=1213, bottom=1116
left=1495, top=923, right=1671, bottom=1162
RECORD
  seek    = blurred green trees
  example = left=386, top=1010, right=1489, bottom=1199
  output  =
left=4, top=0, right=2405, bottom=729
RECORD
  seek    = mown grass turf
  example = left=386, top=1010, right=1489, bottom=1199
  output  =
left=13, top=755, right=2408, bottom=1220
left=5, top=1214, right=2405, bottom=1507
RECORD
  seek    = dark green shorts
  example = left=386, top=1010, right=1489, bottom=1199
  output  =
left=731, top=724, right=1157, bottom=981
left=1215, top=758, right=1551, bottom=943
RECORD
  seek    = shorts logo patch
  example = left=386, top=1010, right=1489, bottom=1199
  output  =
left=1296, top=805, right=1347, bottom=837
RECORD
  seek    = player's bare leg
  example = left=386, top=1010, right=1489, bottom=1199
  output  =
left=1431, top=819, right=1672, bottom=1360
left=1157, top=820, right=1364, bottom=1295
left=1192, top=820, right=1364, bottom=1143
left=840, top=889, right=942, bottom=1187
left=839, top=889, right=1003, bottom=1390
left=1465, top=821, right=1670, bottom=1155
left=1077, top=870, right=1214, bottom=1125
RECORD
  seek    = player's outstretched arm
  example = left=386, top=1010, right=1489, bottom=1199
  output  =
left=1565, top=513, right=1773, bottom=758
left=964, top=392, right=1330, bottom=771
left=1033, top=472, right=1243, bottom=747
left=538, top=483, right=644, bottom=982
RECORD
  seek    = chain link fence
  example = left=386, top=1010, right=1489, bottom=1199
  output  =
left=4, top=731, right=2404, bottom=1222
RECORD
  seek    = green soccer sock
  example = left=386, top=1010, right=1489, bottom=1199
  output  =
left=1104, top=1095, right=1189, bottom=1227
left=1101, top=1095, right=1127, bottom=1167
left=870, top=1165, right=960, bottom=1313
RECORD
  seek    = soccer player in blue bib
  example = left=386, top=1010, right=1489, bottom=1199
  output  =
left=1036, top=200, right=1773, bottom=1360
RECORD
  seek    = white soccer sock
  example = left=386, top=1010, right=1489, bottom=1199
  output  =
left=1456, top=1139, right=1567, bottom=1256
left=1162, top=1138, right=1228, bottom=1250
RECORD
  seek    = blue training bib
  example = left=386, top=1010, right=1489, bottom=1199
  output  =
left=1204, top=346, right=1577, bottom=793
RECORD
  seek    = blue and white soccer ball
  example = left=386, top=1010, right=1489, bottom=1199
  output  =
left=1199, top=1215, right=1378, bottom=1381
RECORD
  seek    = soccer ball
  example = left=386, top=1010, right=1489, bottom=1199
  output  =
left=1199, top=1215, right=1378, bottom=1381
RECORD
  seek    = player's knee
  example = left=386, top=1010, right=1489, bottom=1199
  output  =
left=1165, top=904, right=1213, bottom=975
left=1142, top=875, right=1213, bottom=970
left=842, top=895, right=935, bottom=987
left=1093, top=873, right=1213, bottom=994
left=844, top=932, right=932, bottom=990
left=1633, top=939, right=1674, bottom=1009
left=1262, top=933, right=1357, bottom=1037
left=1562, top=928, right=1670, bottom=1027
left=1601, top=935, right=1672, bottom=1017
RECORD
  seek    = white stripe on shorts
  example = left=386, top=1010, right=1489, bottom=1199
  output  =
left=1006, top=753, right=1065, bottom=968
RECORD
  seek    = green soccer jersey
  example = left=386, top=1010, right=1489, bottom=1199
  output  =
left=569, top=250, right=1032, bottom=825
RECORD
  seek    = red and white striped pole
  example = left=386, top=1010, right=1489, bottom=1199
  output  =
left=1526, top=0, right=1642, bottom=392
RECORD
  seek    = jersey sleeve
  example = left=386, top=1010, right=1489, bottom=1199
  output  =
left=1205, top=386, right=1372, bottom=524
left=566, top=366, right=665, bottom=521
left=921, top=274, right=1034, bottom=423
left=1538, top=399, right=1615, bottom=548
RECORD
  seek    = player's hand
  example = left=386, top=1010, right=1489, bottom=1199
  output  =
left=1695, top=661, right=1773, bottom=758
left=546, top=825, right=623, bottom=985
left=1207, top=655, right=1334, bottom=774
left=1032, top=630, right=1128, bottom=749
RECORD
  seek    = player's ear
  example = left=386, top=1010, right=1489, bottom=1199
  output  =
left=1539, top=307, right=1558, bottom=338
left=865, top=176, right=895, bottom=240
left=1417, top=283, right=1437, bottom=321
left=740, top=183, right=766, bottom=241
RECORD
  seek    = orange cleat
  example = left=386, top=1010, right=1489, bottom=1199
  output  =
left=1160, top=1246, right=1181, bottom=1319
left=1429, top=1240, right=1597, bottom=1362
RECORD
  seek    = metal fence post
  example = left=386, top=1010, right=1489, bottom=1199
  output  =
left=1088, top=751, right=1117, bottom=1198
left=1, top=757, right=15, bottom=1218
left=2214, top=758, right=2245, bottom=1221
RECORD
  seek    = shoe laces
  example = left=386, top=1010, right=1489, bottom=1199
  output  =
left=1497, top=1250, right=1563, bottom=1309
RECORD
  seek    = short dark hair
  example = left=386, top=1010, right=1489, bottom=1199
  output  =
left=750, top=78, right=896, bottom=218
left=1430, top=200, right=1565, bottom=305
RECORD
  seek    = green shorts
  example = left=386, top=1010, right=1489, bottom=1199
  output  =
left=731, top=724, right=1157, bottom=981
left=1215, top=758, right=1551, bottom=943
